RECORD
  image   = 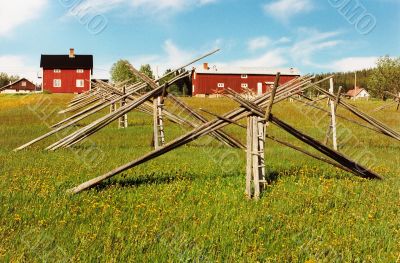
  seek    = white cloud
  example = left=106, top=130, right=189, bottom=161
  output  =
left=289, top=28, right=342, bottom=66
left=247, top=37, right=271, bottom=52
left=263, top=0, right=314, bottom=22
left=329, top=57, right=378, bottom=72
left=229, top=48, right=287, bottom=68
left=0, top=56, right=40, bottom=84
left=276, top=37, right=291, bottom=44
left=0, top=0, right=47, bottom=36
left=130, top=40, right=196, bottom=77
left=225, top=29, right=341, bottom=70
left=68, top=0, right=217, bottom=17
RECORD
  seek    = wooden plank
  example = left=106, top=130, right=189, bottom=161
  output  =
left=246, top=117, right=253, bottom=198
left=264, top=72, right=280, bottom=126
left=252, top=116, right=260, bottom=199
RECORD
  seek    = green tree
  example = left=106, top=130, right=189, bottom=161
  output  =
left=110, top=60, right=136, bottom=85
left=139, top=64, right=154, bottom=80
left=0, top=73, right=19, bottom=88
left=368, top=56, right=400, bottom=99
left=159, top=69, right=191, bottom=96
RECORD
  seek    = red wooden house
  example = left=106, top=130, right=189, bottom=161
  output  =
left=0, top=78, right=37, bottom=94
left=191, top=63, right=300, bottom=96
left=40, top=49, right=93, bottom=94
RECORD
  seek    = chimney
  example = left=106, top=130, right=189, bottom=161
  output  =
left=69, top=48, right=75, bottom=58
left=203, top=63, right=209, bottom=70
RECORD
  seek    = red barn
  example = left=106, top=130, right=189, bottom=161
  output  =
left=192, top=63, right=300, bottom=96
left=40, top=49, right=93, bottom=94
left=0, top=78, right=37, bottom=94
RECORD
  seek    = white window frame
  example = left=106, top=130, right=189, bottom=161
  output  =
left=241, top=83, right=248, bottom=88
left=53, top=79, right=62, bottom=88
left=217, top=83, right=224, bottom=88
left=21, top=81, right=27, bottom=87
left=241, top=74, right=248, bottom=79
left=54, top=69, right=61, bottom=73
left=76, top=79, right=85, bottom=88
left=77, top=69, right=84, bottom=73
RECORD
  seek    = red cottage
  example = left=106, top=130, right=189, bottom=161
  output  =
left=192, top=63, right=300, bottom=96
left=0, top=78, right=37, bottom=94
left=40, top=49, right=93, bottom=94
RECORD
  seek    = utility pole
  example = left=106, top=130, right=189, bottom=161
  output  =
left=354, top=72, right=357, bottom=90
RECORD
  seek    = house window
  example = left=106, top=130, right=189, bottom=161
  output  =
left=54, top=69, right=61, bottom=73
left=53, top=79, right=62, bottom=88
left=76, top=79, right=85, bottom=88
left=217, top=83, right=224, bottom=88
left=241, top=74, right=248, bottom=79
left=21, top=81, right=26, bottom=87
left=241, top=83, right=248, bottom=89
left=77, top=69, right=84, bottom=73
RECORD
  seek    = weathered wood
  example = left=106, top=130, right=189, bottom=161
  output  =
left=199, top=108, right=246, bottom=129
left=153, top=96, right=160, bottom=149
left=264, top=135, right=353, bottom=173
left=252, top=116, right=260, bottom=199
left=168, top=94, right=245, bottom=149
left=264, top=73, right=280, bottom=126
left=316, top=86, right=400, bottom=141
left=246, top=117, right=253, bottom=198
left=119, top=85, right=128, bottom=129
left=70, top=75, right=369, bottom=194
left=293, top=95, right=383, bottom=134
left=257, top=117, right=266, bottom=191
left=324, top=80, right=341, bottom=150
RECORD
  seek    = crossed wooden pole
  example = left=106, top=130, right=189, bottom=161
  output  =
left=67, top=75, right=383, bottom=197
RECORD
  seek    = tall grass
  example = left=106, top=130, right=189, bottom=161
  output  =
left=0, top=94, right=399, bottom=262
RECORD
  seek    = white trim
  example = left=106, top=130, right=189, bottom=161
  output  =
left=53, top=79, right=62, bottom=88
left=76, top=79, right=85, bottom=88
left=241, top=74, right=248, bottom=79
left=54, top=69, right=61, bottom=73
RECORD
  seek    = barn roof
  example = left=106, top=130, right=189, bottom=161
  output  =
left=195, top=66, right=300, bottom=76
left=0, top=78, right=35, bottom=91
left=40, top=55, right=93, bottom=70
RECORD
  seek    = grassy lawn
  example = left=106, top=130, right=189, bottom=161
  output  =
left=0, top=94, right=399, bottom=262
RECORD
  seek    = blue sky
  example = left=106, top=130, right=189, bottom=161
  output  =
left=0, top=0, right=399, bottom=82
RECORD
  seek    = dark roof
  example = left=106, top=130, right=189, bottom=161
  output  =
left=40, top=55, right=93, bottom=70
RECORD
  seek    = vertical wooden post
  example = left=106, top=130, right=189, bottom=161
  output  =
left=252, top=116, right=260, bottom=199
left=246, top=116, right=253, bottom=198
left=397, top=92, right=400, bottom=111
left=257, top=117, right=266, bottom=190
left=110, top=103, right=116, bottom=114
left=119, top=85, right=128, bottom=129
left=246, top=115, right=266, bottom=200
left=153, top=96, right=160, bottom=149
left=157, top=96, right=165, bottom=146
left=324, top=81, right=341, bottom=151
left=153, top=95, right=165, bottom=149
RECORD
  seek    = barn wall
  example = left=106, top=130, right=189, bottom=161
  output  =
left=43, top=69, right=91, bottom=93
left=192, top=74, right=298, bottom=95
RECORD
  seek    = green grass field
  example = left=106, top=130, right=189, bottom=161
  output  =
left=0, top=94, right=399, bottom=262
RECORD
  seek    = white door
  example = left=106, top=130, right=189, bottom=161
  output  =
left=257, top=83, right=263, bottom=95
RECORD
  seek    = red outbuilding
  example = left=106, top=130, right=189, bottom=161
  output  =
left=0, top=78, right=37, bottom=94
left=40, top=49, right=93, bottom=94
left=191, top=63, right=300, bottom=96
